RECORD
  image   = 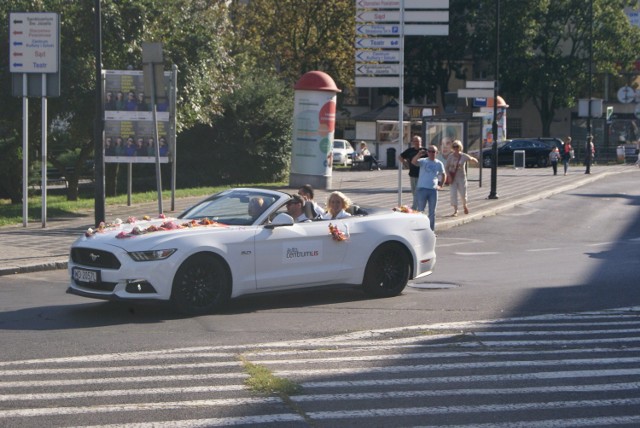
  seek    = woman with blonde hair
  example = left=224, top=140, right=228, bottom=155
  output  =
left=445, top=140, right=477, bottom=216
left=321, top=191, right=352, bottom=220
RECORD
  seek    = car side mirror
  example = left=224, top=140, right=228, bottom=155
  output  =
left=265, top=213, right=294, bottom=229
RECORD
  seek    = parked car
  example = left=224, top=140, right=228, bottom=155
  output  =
left=482, top=138, right=553, bottom=168
left=332, top=139, right=355, bottom=166
left=67, top=188, right=436, bottom=315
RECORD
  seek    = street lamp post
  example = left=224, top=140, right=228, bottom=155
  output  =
left=94, top=0, right=105, bottom=226
left=587, top=0, right=593, bottom=141
left=488, top=0, right=500, bottom=200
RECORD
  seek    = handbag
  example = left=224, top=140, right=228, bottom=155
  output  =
left=445, top=155, right=462, bottom=185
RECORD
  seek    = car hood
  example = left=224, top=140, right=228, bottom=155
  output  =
left=74, top=216, right=246, bottom=250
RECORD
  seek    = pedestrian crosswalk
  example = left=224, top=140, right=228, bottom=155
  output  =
left=1, top=307, right=640, bottom=427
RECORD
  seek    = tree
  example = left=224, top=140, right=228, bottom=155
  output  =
left=0, top=0, right=236, bottom=201
left=492, top=0, right=640, bottom=136
left=229, top=0, right=355, bottom=93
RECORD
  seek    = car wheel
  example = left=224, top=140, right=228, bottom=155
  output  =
left=537, top=155, right=548, bottom=168
left=362, top=242, right=411, bottom=298
left=171, top=253, right=231, bottom=315
left=483, top=155, right=492, bottom=168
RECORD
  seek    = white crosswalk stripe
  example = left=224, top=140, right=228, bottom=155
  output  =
left=1, top=307, right=639, bottom=427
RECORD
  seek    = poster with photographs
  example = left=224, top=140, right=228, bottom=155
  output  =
left=104, top=120, right=170, bottom=163
left=425, top=122, right=464, bottom=162
left=102, top=70, right=174, bottom=163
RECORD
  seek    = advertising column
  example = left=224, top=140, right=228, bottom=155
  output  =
left=289, top=71, right=341, bottom=190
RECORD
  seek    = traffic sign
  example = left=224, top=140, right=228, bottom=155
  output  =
left=405, top=24, right=449, bottom=36
left=356, top=37, right=400, bottom=49
left=356, top=11, right=449, bottom=23
left=458, top=88, right=495, bottom=98
left=356, top=24, right=400, bottom=36
left=356, top=0, right=449, bottom=9
left=9, top=12, right=59, bottom=73
left=356, top=49, right=401, bottom=63
left=356, top=64, right=401, bottom=76
left=356, top=76, right=401, bottom=87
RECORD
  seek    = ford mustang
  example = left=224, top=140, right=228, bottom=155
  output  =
left=67, top=188, right=436, bottom=315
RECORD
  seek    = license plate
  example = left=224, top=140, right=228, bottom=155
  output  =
left=73, top=267, right=99, bottom=283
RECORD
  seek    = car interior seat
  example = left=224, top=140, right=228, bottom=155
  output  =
left=303, top=201, right=316, bottom=220
left=347, top=204, right=366, bottom=216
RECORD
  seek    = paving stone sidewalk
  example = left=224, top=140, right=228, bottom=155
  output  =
left=0, top=163, right=634, bottom=276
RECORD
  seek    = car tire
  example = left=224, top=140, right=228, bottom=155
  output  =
left=171, top=253, right=231, bottom=315
left=362, top=242, right=411, bottom=298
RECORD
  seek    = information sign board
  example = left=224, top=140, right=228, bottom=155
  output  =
left=9, top=12, right=59, bottom=73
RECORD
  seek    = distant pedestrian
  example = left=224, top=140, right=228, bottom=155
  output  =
left=445, top=140, right=477, bottom=216
left=399, top=135, right=424, bottom=209
left=562, top=136, right=573, bottom=175
left=549, top=146, right=561, bottom=176
left=357, top=142, right=382, bottom=170
left=412, top=145, right=446, bottom=231
left=584, top=136, right=595, bottom=174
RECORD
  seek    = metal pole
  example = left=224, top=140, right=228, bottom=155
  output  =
left=171, top=64, right=178, bottom=212
left=41, top=74, right=48, bottom=227
left=94, top=0, right=106, bottom=226
left=489, top=0, right=500, bottom=200
left=22, top=74, right=29, bottom=227
left=397, top=0, right=405, bottom=207
left=587, top=0, right=593, bottom=141
left=150, top=63, right=163, bottom=215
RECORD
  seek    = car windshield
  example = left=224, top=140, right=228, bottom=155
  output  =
left=178, top=190, right=279, bottom=226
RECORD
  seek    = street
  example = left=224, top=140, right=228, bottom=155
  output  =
left=0, top=172, right=639, bottom=426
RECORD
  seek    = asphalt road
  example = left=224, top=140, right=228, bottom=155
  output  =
left=0, top=173, right=639, bottom=426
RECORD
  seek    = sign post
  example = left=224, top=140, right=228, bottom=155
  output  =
left=10, top=12, right=60, bottom=227
left=355, top=0, right=449, bottom=206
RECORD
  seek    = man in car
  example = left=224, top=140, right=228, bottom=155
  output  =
left=286, top=195, right=311, bottom=223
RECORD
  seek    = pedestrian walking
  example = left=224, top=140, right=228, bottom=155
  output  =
left=562, top=136, right=573, bottom=175
left=445, top=140, right=477, bottom=216
left=585, top=136, right=595, bottom=174
left=549, top=146, right=561, bottom=176
left=399, top=135, right=423, bottom=209
left=412, top=145, right=446, bottom=231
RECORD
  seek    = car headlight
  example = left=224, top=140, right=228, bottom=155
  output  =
left=128, top=249, right=177, bottom=262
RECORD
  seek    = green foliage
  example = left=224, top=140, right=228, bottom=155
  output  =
left=0, top=129, right=24, bottom=204
left=176, top=68, right=293, bottom=187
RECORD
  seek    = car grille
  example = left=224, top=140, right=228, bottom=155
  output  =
left=75, top=280, right=118, bottom=292
left=71, top=248, right=121, bottom=269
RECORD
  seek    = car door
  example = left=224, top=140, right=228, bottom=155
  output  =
left=253, top=221, right=351, bottom=290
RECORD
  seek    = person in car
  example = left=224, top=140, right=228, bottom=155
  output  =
left=321, top=191, right=352, bottom=220
left=285, top=194, right=311, bottom=223
left=298, top=184, right=325, bottom=219
left=248, top=197, right=267, bottom=221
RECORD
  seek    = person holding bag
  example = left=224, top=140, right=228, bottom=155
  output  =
left=445, top=140, right=477, bottom=216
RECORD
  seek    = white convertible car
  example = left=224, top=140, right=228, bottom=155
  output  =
left=67, top=188, right=436, bottom=314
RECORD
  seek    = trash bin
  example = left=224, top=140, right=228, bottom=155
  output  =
left=386, top=147, right=396, bottom=168
left=616, top=145, right=625, bottom=163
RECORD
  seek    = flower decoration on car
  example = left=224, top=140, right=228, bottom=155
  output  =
left=328, top=223, right=348, bottom=242
left=393, top=205, right=416, bottom=213
left=84, top=215, right=227, bottom=238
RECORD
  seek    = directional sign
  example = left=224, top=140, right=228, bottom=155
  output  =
left=356, top=49, right=401, bottom=63
left=356, top=11, right=449, bottom=23
left=356, top=76, right=401, bottom=87
left=9, top=12, right=59, bottom=73
left=356, top=24, right=401, bottom=36
left=356, top=0, right=449, bottom=9
left=405, top=24, right=449, bottom=36
left=356, top=64, right=401, bottom=76
left=458, top=88, right=495, bottom=98
left=356, top=37, right=401, bottom=49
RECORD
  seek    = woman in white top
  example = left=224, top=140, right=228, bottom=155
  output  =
left=321, top=191, right=352, bottom=220
left=445, top=140, right=477, bottom=217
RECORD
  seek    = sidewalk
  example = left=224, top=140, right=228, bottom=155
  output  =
left=0, top=163, right=635, bottom=276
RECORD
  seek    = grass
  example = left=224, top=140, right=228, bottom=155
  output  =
left=239, top=356, right=301, bottom=396
left=0, top=181, right=287, bottom=227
